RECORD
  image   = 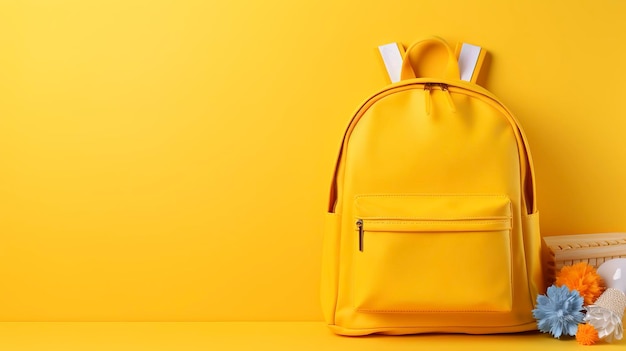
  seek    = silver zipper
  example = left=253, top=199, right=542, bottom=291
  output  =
left=439, top=83, right=456, bottom=112
left=423, top=83, right=455, bottom=114
left=424, top=84, right=433, bottom=115
left=356, top=219, right=364, bottom=252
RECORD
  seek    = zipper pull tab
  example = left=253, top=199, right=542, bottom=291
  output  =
left=356, top=219, right=364, bottom=252
left=440, top=84, right=456, bottom=112
left=424, top=84, right=432, bottom=116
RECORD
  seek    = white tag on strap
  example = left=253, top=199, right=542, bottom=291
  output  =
left=458, top=43, right=482, bottom=82
left=378, top=43, right=405, bottom=83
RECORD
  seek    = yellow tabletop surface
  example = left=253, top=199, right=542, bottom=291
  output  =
left=0, top=322, right=624, bottom=351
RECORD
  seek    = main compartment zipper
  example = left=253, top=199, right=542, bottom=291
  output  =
left=424, top=83, right=456, bottom=115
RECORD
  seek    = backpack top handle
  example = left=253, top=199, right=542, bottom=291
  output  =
left=400, top=36, right=461, bottom=81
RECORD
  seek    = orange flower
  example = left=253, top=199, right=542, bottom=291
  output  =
left=576, top=323, right=599, bottom=345
left=556, top=262, right=604, bottom=305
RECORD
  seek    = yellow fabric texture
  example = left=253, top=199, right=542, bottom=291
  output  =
left=321, top=37, right=544, bottom=335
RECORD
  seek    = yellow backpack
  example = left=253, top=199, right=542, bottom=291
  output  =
left=321, top=37, right=545, bottom=335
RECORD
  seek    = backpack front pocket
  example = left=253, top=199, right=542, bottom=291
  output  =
left=352, top=194, right=513, bottom=313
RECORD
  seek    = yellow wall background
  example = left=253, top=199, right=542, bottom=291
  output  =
left=0, top=0, right=625, bottom=321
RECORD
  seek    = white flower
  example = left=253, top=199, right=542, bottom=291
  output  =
left=584, top=305, right=623, bottom=342
left=584, top=288, right=626, bottom=343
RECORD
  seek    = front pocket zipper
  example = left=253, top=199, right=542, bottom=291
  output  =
left=355, top=216, right=511, bottom=253
left=356, top=219, right=364, bottom=251
left=352, top=194, right=513, bottom=313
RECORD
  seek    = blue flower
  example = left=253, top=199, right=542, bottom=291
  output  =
left=532, top=285, right=584, bottom=338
